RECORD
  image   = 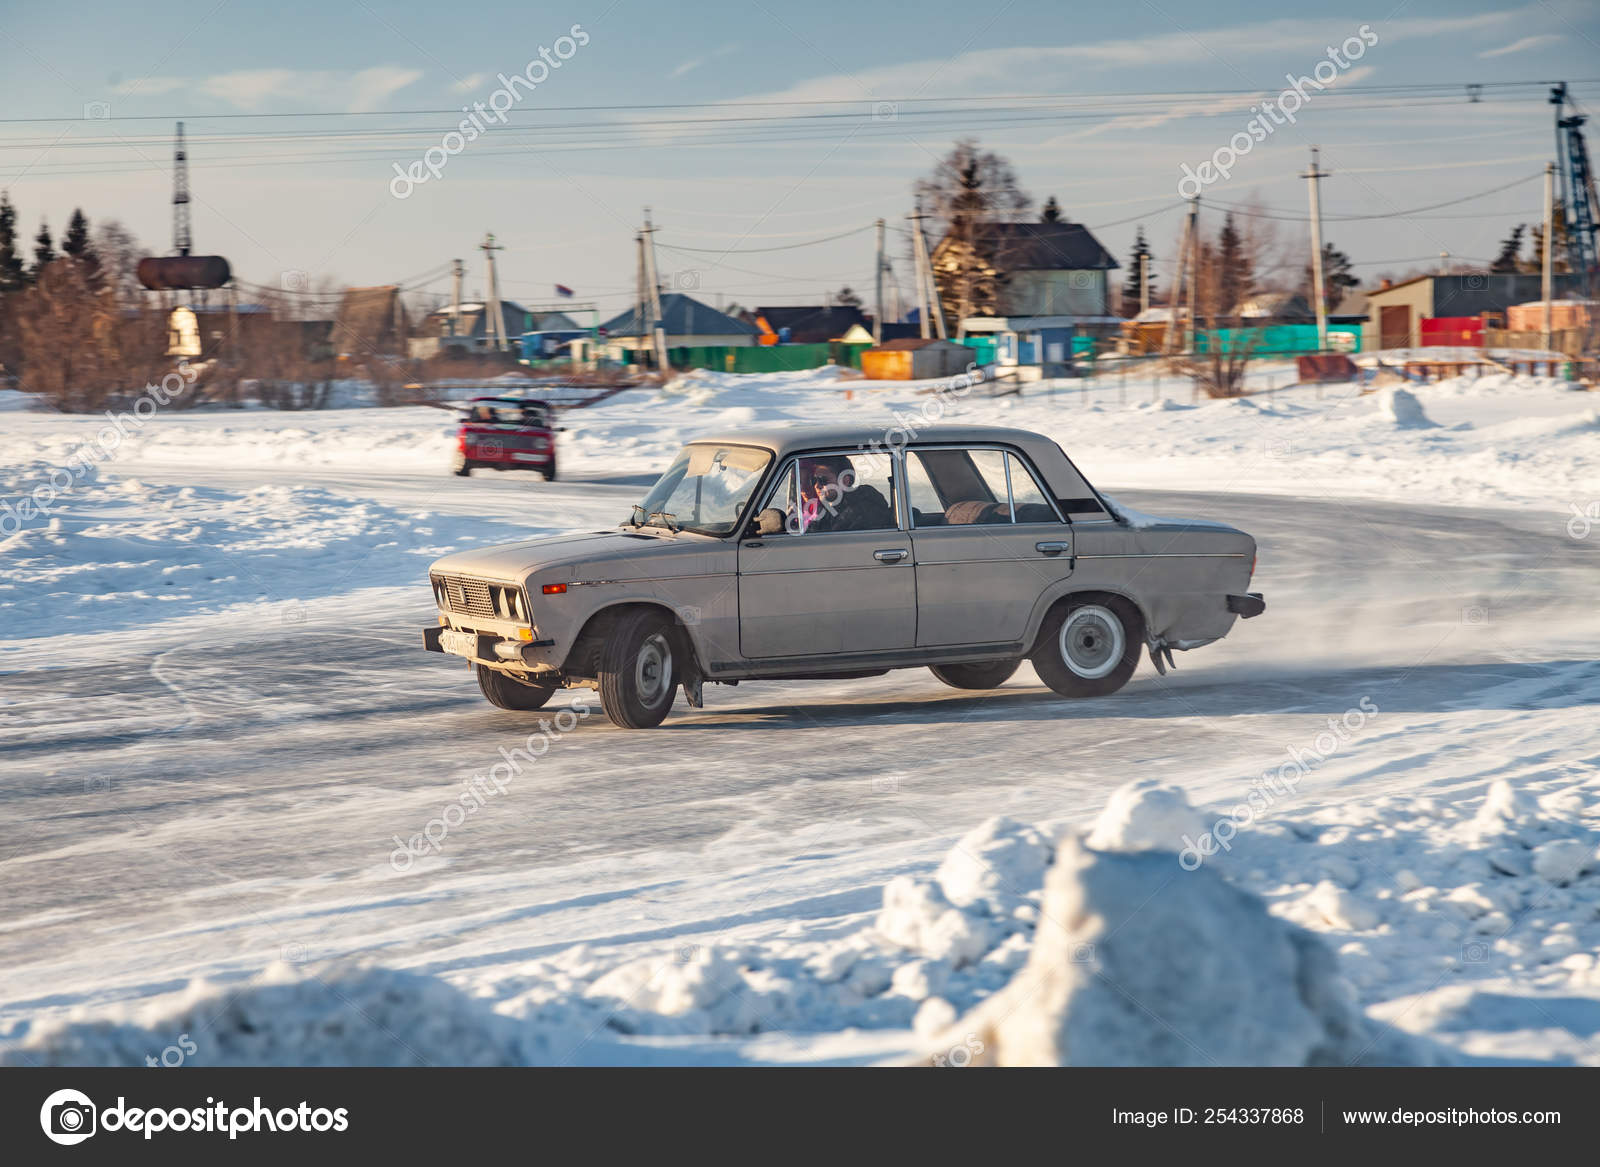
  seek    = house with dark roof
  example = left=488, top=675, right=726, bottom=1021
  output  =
left=410, top=300, right=579, bottom=357
left=931, top=220, right=1119, bottom=319
left=752, top=305, right=870, bottom=345
left=594, top=293, right=759, bottom=361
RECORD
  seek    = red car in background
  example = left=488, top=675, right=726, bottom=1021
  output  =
left=453, top=396, right=560, bottom=481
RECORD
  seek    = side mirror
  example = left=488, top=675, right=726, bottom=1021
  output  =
left=753, top=508, right=786, bottom=536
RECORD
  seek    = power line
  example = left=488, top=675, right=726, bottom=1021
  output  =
left=653, top=224, right=874, bottom=253
left=1207, top=172, right=1543, bottom=222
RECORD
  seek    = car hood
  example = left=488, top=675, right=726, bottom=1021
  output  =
left=428, top=529, right=706, bottom=582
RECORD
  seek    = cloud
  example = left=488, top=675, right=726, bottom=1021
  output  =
left=452, top=73, right=488, bottom=93
left=1478, top=34, right=1559, bottom=57
left=731, top=11, right=1512, bottom=104
left=111, top=76, right=187, bottom=97
left=113, top=67, right=423, bottom=111
left=669, top=44, right=738, bottom=80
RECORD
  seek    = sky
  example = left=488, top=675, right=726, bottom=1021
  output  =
left=2, top=0, right=1597, bottom=318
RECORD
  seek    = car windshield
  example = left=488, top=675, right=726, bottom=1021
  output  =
left=632, top=444, right=772, bottom=536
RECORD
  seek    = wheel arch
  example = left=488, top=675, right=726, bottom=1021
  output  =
left=562, top=599, right=705, bottom=679
left=1025, top=586, right=1150, bottom=654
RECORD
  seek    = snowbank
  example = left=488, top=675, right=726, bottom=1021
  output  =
left=10, top=772, right=1597, bottom=1066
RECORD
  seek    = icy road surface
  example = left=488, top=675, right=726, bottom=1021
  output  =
left=2, top=473, right=1596, bottom=1031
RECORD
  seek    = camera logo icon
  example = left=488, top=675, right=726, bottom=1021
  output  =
left=673, top=270, right=701, bottom=291
left=83, top=101, right=111, bottom=120
left=280, top=269, right=310, bottom=292
left=40, top=1088, right=97, bottom=1145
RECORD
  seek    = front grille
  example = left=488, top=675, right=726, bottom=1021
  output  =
left=433, top=574, right=523, bottom=621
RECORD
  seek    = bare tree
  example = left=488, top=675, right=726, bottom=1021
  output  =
left=16, top=257, right=169, bottom=411
left=916, top=138, right=1033, bottom=322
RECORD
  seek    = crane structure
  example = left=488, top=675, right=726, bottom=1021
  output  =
left=1550, top=83, right=1598, bottom=293
left=172, top=121, right=192, bottom=257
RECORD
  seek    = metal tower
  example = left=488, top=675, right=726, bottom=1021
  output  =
left=172, top=122, right=192, bottom=256
left=1550, top=84, right=1598, bottom=290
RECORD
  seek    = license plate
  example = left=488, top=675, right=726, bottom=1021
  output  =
left=512, top=451, right=545, bottom=461
left=440, top=629, right=480, bottom=658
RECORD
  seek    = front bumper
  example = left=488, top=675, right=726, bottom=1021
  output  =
left=423, top=625, right=555, bottom=666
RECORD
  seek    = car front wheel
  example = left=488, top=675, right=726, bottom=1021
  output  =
left=541, top=453, right=557, bottom=482
left=476, top=665, right=555, bottom=710
left=1031, top=596, right=1142, bottom=698
left=929, top=659, right=1020, bottom=690
left=597, top=609, right=678, bottom=728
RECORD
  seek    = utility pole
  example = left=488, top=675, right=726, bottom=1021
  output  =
left=635, top=232, right=648, bottom=364
left=448, top=258, right=463, bottom=339
left=641, top=208, right=668, bottom=371
left=481, top=233, right=507, bottom=352
left=908, top=205, right=931, bottom=339
left=1183, top=197, right=1199, bottom=355
left=1543, top=160, right=1555, bottom=352
left=909, top=203, right=946, bottom=339
left=1139, top=248, right=1150, bottom=316
left=874, top=218, right=886, bottom=345
left=1163, top=200, right=1196, bottom=355
left=1303, top=146, right=1332, bottom=351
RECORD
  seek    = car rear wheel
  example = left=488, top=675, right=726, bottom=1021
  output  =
left=929, top=659, right=1020, bottom=690
left=597, top=609, right=678, bottom=729
left=453, top=451, right=472, bottom=477
left=476, top=665, right=555, bottom=710
left=1031, top=596, right=1142, bottom=698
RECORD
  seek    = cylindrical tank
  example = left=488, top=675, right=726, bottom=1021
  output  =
left=137, top=255, right=232, bottom=290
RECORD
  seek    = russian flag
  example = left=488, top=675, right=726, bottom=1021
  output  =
left=554, top=284, right=574, bottom=298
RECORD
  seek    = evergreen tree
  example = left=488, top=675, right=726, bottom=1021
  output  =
left=1120, top=226, right=1154, bottom=318
left=62, top=209, right=92, bottom=261
left=1304, top=243, right=1358, bottom=310
left=834, top=285, right=863, bottom=308
left=1216, top=213, right=1252, bottom=318
left=1490, top=224, right=1525, bottom=273
left=31, top=219, right=56, bottom=277
left=1040, top=195, right=1062, bottom=223
left=0, top=191, right=25, bottom=293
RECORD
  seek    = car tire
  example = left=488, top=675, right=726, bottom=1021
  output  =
left=1031, top=595, right=1142, bottom=698
left=597, top=609, right=677, bottom=729
left=453, top=452, right=472, bottom=477
left=929, top=659, right=1020, bottom=690
left=541, top=454, right=557, bottom=482
left=476, top=665, right=555, bottom=710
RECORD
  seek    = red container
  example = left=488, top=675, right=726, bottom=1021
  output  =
left=1419, top=316, right=1483, bottom=346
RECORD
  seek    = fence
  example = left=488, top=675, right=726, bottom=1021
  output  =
left=666, top=342, right=872, bottom=374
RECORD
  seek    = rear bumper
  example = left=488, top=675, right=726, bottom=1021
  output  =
left=464, top=447, right=550, bottom=465
left=1226, top=592, right=1266, bottom=619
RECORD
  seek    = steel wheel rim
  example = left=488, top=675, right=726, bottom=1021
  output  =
left=635, top=632, right=672, bottom=706
left=1060, top=605, right=1124, bottom=679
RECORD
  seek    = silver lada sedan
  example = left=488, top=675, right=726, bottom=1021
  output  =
left=423, top=425, right=1264, bottom=728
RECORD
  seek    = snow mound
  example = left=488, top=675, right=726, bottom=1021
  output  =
left=1379, top=386, right=1437, bottom=429
left=929, top=838, right=1417, bottom=1066
left=1085, top=780, right=1204, bottom=854
left=934, top=816, right=1054, bottom=912
left=0, top=963, right=564, bottom=1066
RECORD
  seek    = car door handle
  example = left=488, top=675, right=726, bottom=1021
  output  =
left=1035, top=541, right=1071, bottom=554
left=873, top=548, right=909, bottom=563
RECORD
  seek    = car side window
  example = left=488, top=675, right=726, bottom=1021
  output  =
left=766, top=451, right=899, bottom=535
left=908, top=448, right=1006, bottom=526
left=908, top=448, right=1060, bottom=527
left=1007, top=453, right=1059, bottom=523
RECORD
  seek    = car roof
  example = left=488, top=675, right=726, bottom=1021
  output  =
left=686, top=424, right=1058, bottom=459
left=467, top=396, right=551, bottom=407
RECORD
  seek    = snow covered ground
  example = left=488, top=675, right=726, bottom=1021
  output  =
left=1, top=366, right=1597, bottom=1065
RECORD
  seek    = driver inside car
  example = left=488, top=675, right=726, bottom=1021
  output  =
left=798, top=455, right=895, bottom=533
